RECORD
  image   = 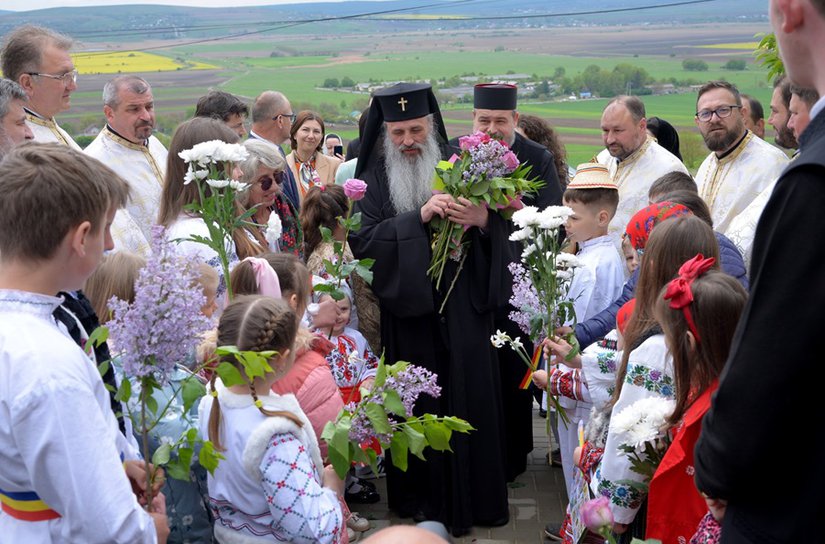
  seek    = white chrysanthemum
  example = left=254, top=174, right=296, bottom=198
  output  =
left=541, top=205, right=574, bottom=221
left=229, top=180, right=250, bottom=191
left=183, top=167, right=210, bottom=185
left=556, top=269, right=572, bottom=281
left=509, top=228, right=532, bottom=242
left=537, top=209, right=566, bottom=230
left=265, top=213, right=283, bottom=247
left=556, top=253, right=582, bottom=269
left=611, top=397, right=675, bottom=449
left=512, top=206, right=540, bottom=228
left=212, top=143, right=249, bottom=163
left=522, top=244, right=537, bottom=259
left=205, top=178, right=231, bottom=189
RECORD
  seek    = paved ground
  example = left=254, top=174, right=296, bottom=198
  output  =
left=354, top=406, right=569, bottom=543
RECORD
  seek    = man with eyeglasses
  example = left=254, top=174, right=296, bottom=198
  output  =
left=249, top=91, right=300, bottom=207
left=1, top=25, right=80, bottom=149
left=85, top=75, right=169, bottom=256
left=694, top=80, right=788, bottom=235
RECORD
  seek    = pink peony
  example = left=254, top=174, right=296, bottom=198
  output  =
left=581, top=497, right=613, bottom=532
left=502, top=150, right=520, bottom=171
left=343, top=178, right=368, bottom=201
left=458, top=133, right=482, bottom=151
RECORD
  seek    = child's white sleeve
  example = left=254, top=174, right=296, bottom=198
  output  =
left=259, top=432, right=343, bottom=544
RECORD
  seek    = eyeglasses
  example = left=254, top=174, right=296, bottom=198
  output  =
left=273, top=113, right=297, bottom=124
left=695, top=105, right=741, bottom=123
left=258, top=172, right=285, bottom=191
left=26, top=70, right=78, bottom=85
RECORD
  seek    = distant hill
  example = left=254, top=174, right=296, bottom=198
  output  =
left=0, top=0, right=765, bottom=42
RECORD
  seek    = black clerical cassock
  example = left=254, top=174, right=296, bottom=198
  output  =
left=350, top=83, right=510, bottom=536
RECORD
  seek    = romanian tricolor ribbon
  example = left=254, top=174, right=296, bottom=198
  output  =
left=518, top=345, right=543, bottom=390
left=0, top=488, right=61, bottom=521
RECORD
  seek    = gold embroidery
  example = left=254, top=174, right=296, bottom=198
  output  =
left=101, top=127, right=164, bottom=186
left=699, top=132, right=753, bottom=212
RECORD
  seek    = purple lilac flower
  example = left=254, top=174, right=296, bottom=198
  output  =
left=508, top=262, right=544, bottom=336
left=463, top=138, right=519, bottom=182
left=347, top=365, right=442, bottom=444
left=108, top=226, right=212, bottom=382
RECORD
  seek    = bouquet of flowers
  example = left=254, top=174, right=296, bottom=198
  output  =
left=178, top=140, right=252, bottom=299
left=313, top=178, right=374, bottom=305
left=321, top=355, right=473, bottom=478
left=428, top=132, right=543, bottom=313
left=102, top=227, right=221, bottom=509
left=610, top=397, right=675, bottom=484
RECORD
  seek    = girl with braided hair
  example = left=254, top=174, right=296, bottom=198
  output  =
left=198, top=295, right=346, bottom=544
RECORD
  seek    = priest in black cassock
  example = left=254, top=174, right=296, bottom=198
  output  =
left=349, top=83, right=511, bottom=536
left=451, top=84, right=564, bottom=481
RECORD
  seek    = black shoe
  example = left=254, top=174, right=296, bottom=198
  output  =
left=547, top=448, right=562, bottom=467
left=345, top=486, right=381, bottom=504
left=356, top=477, right=377, bottom=492
left=544, top=522, right=563, bottom=541
left=412, top=509, right=428, bottom=523
left=539, top=408, right=547, bottom=418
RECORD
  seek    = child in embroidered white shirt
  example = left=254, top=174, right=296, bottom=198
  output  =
left=315, top=288, right=379, bottom=404
left=199, top=295, right=346, bottom=544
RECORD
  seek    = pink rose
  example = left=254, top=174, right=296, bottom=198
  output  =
left=502, top=150, right=520, bottom=171
left=581, top=497, right=613, bottom=532
left=458, top=134, right=481, bottom=151
left=477, top=131, right=492, bottom=144
left=343, top=178, right=368, bottom=201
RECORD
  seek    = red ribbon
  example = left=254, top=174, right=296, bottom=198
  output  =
left=663, top=254, right=716, bottom=343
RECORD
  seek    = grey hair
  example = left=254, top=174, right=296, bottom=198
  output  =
left=1, top=25, right=73, bottom=83
left=606, top=95, right=647, bottom=123
left=0, top=79, right=28, bottom=120
left=102, top=75, right=151, bottom=109
left=251, top=91, right=288, bottom=123
left=239, top=139, right=285, bottom=183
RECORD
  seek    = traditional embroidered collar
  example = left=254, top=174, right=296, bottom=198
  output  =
left=103, top=124, right=149, bottom=149
left=616, top=135, right=653, bottom=166
left=0, top=289, right=64, bottom=317
left=24, top=107, right=55, bottom=125
left=578, top=234, right=614, bottom=251
left=210, top=377, right=289, bottom=409
left=714, top=130, right=749, bottom=161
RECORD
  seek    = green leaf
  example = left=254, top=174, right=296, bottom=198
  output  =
left=313, top=283, right=336, bottom=294
left=321, top=225, right=335, bottom=243
left=469, top=179, right=491, bottom=196
left=181, top=375, right=206, bottom=414
left=145, top=394, right=159, bottom=416
left=152, top=442, right=172, bottom=466
left=372, top=355, right=388, bottom=390
left=353, top=263, right=373, bottom=285
left=389, top=430, right=409, bottom=472
left=165, top=456, right=191, bottom=481
left=403, top=425, right=427, bottom=459
left=215, top=362, right=245, bottom=387
left=382, top=389, right=407, bottom=417
left=115, top=378, right=132, bottom=403
left=423, top=421, right=452, bottom=452
left=199, top=440, right=224, bottom=474
left=87, top=326, right=109, bottom=351
left=442, top=416, right=474, bottom=433
left=365, top=402, right=392, bottom=435
left=327, top=439, right=351, bottom=479
left=330, top=418, right=352, bottom=464
left=97, top=359, right=111, bottom=380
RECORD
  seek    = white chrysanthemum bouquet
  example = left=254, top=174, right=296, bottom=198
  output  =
left=610, top=397, right=676, bottom=485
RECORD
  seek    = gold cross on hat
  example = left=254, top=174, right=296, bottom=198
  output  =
left=397, top=97, right=408, bottom=112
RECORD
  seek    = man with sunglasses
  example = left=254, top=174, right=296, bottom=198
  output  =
left=694, top=80, right=788, bottom=235
left=1, top=25, right=80, bottom=149
left=249, top=90, right=300, bottom=208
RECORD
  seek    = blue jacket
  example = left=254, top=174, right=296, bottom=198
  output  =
left=575, top=231, right=749, bottom=349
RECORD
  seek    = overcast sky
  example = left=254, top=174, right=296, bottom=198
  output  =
left=4, top=0, right=352, bottom=10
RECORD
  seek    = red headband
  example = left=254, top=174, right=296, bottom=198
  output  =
left=663, top=254, right=715, bottom=343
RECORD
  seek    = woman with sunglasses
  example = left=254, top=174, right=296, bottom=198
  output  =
left=240, top=139, right=304, bottom=257
left=286, top=111, right=342, bottom=203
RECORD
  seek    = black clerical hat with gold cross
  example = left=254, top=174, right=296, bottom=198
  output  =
left=354, top=82, right=449, bottom=178
left=373, top=82, right=433, bottom=122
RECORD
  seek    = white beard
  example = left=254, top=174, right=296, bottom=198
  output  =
left=383, top=129, right=440, bottom=214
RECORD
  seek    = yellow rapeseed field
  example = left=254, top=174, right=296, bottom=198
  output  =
left=698, top=42, right=760, bottom=50
left=71, top=51, right=216, bottom=74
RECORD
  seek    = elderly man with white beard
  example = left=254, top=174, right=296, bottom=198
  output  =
left=350, top=83, right=511, bottom=537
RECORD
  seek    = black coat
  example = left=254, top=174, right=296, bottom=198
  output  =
left=349, top=145, right=511, bottom=535
left=694, top=109, right=825, bottom=543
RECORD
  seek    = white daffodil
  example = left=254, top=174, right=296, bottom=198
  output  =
left=490, top=329, right=509, bottom=348
left=510, top=337, right=524, bottom=352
